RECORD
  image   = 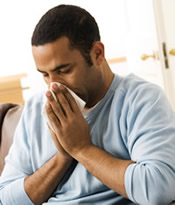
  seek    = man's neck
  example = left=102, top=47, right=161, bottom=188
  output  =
left=85, top=67, right=114, bottom=109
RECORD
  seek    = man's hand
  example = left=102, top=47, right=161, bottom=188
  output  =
left=45, top=83, right=91, bottom=157
left=47, top=124, right=72, bottom=161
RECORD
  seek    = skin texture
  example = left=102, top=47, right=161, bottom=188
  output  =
left=24, top=36, right=133, bottom=204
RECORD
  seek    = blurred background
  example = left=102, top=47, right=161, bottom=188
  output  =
left=0, top=0, right=175, bottom=110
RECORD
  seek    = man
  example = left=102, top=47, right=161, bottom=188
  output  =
left=0, top=4, right=175, bottom=205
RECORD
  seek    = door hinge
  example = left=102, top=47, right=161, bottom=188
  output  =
left=162, top=42, right=169, bottom=69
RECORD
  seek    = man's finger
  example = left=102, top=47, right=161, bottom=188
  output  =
left=46, top=90, right=66, bottom=122
left=59, top=85, right=81, bottom=113
left=45, top=102, right=61, bottom=132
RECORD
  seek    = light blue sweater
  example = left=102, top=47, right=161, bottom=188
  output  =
left=0, top=74, right=175, bottom=205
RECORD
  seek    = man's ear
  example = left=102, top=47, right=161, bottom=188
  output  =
left=90, top=41, right=105, bottom=66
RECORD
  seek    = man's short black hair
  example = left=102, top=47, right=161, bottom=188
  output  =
left=31, top=4, right=101, bottom=66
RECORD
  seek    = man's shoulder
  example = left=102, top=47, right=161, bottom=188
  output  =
left=120, top=73, right=159, bottom=89
left=115, top=73, right=163, bottom=97
left=112, top=73, right=170, bottom=112
left=24, top=91, right=46, bottom=113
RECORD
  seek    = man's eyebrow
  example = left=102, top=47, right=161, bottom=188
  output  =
left=51, top=63, right=71, bottom=72
left=37, top=63, right=71, bottom=73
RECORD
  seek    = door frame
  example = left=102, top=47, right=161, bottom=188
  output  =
left=152, top=0, right=175, bottom=110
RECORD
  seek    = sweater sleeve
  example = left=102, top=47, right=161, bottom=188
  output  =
left=124, top=83, right=175, bottom=205
left=0, top=107, right=34, bottom=205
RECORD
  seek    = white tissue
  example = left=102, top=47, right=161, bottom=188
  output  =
left=42, top=82, right=86, bottom=132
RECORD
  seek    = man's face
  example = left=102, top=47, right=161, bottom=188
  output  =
left=32, top=37, right=103, bottom=106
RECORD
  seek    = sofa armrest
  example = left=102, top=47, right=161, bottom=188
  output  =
left=0, top=103, right=23, bottom=175
left=0, top=103, right=17, bottom=139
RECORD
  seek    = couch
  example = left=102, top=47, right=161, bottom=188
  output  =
left=0, top=103, right=23, bottom=175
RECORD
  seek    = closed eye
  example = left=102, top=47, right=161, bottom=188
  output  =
left=57, top=67, right=71, bottom=74
left=43, top=72, right=49, bottom=77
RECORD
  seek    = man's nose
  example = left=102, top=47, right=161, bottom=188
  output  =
left=48, top=75, right=62, bottom=88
